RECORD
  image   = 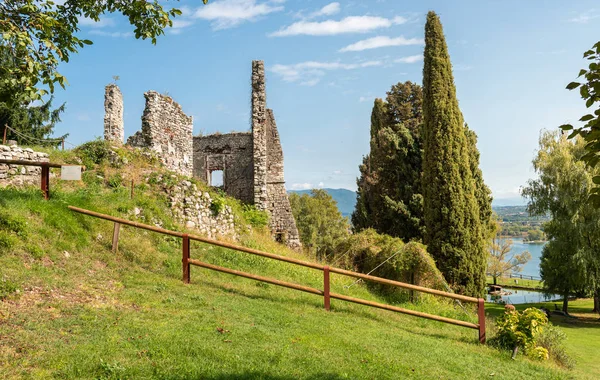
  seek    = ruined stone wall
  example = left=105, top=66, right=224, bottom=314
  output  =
left=0, top=144, right=50, bottom=187
left=139, top=91, right=193, bottom=177
left=264, top=110, right=301, bottom=249
left=162, top=177, right=236, bottom=239
left=104, top=84, right=124, bottom=145
left=193, top=132, right=254, bottom=204
left=251, top=60, right=268, bottom=211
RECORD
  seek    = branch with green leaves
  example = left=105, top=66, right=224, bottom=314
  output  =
left=0, top=0, right=208, bottom=106
left=560, top=41, right=600, bottom=205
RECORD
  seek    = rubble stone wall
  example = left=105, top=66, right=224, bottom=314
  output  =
left=0, top=144, right=50, bottom=186
left=161, top=177, right=236, bottom=239
left=193, top=132, right=254, bottom=204
left=137, top=91, right=193, bottom=176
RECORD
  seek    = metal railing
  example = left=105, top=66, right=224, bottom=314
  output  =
left=69, top=205, right=487, bottom=343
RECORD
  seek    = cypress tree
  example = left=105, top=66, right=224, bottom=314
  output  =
left=422, top=11, right=486, bottom=296
left=353, top=83, right=424, bottom=242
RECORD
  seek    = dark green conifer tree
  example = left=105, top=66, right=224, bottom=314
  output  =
left=353, top=83, right=424, bottom=242
left=422, top=11, right=487, bottom=296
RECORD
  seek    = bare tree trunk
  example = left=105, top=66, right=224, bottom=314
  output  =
left=562, top=291, right=569, bottom=314
left=593, top=288, right=599, bottom=314
left=493, top=276, right=497, bottom=285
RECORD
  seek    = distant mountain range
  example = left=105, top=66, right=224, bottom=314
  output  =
left=288, top=188, right=357, bottom=218
left=288, top=188, right=527, bottom=218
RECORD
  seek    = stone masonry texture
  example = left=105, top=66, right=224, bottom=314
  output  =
left=104, top=84, right=124, bottom=145
left=251, top=60, right=269, bottom=212
left=140, top=91, right=193, bottom=177
left=0, top=144, right=50, bottom=187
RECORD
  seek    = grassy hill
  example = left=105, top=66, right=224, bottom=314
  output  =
left=0, top=144, right=590, bottom=379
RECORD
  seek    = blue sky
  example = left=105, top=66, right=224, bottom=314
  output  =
left=50, top=0, right=600, bottom=202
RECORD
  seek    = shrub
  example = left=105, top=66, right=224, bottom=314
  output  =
left=536, top=324, right=575, bottom=368
left=333, top=229, right=448, bottom=300
left=75, top=139, right=111, bottom=168
left=242, top=205, right=268, bottom=229
left=492, top=307, right=549, bottom=359
left=210, top=197, right=225, bottom=216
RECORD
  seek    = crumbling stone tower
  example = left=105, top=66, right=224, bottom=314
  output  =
left=193, top=61, right=301, bottom=249
left=104, top=84, right=124, bottom=144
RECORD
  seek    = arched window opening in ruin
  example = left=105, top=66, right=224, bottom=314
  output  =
left=210, top=170, right=224, bottom=188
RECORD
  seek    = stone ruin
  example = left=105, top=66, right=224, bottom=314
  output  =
left=103, top=60, right=301, bottom=249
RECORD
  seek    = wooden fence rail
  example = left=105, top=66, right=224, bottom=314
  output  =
left=68, top=205, right=487, bottom=343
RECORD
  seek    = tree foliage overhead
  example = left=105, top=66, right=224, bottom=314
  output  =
left=352, top=82, right=424, bottom=242
left=0, top=0, right=208, bottom=106
left=421, top=11, right=488, bottom=296
left=560, top=41, right=600, bottom=205
left=289, top=189, right=350, bottom=261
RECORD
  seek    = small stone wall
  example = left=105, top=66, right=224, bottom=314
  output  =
left=104, top=84, right=124, bottom=145
left=0, top=144, right=50, bottom=186
left=161, top=177, right=236, bottom=239
left=193, top=132, right=254, bottom=204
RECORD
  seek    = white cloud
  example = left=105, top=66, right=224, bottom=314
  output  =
left=270, top=60, right=383, bottom=85
left=394, top=54, right=423, bottom=64
left=270, top=15, right=405, bottom=37
left=88, top=30, right=132, bottom=38
left=317, top=182, right=325, bottom=188
left=311, top=2, right=341, bottom=18
left=291, top=183, right=313, bottom=190
left=568, top=10, right=599, bottom=23
left=170, top=19, right=195, bottom=34
left=194, top=0, right=284, bottom=30
left=79, top=17, right=115, bottom=28
left=358, top=96, right=370, bottom=102
left=76, top=113, right=91, bottom=121
left=340, top=35, right=423, bottom=52
left=333, top=170, right=342, bottom=174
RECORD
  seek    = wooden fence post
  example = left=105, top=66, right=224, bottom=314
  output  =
left=182, top=234, right=190, bottom=284
left=324, top=266, right=330, bottom=311
left=478, top=298, right=486, bottom=344
left=2, top=125, right=6, bottom=145
left=40, top=163, right=50, bottom=200
left=112, top=222, right=121, bottom=253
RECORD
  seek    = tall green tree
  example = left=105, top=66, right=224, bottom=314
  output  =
left=352, top=82, right=424, bottom=242
left=421, top=11, right=487, bottom=296
left=0, top=0, right=208, bottom=106
left=289, top=189, right=350, bottom=261
left=522, top=131, right=594, bottom=313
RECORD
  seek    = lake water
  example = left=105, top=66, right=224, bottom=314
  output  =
left=502, top=237, right=545, bottom=278
left=486, top=287, right=561, bottom=304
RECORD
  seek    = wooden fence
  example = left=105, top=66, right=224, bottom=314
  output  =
left=69, top=205, right=487, bottom=343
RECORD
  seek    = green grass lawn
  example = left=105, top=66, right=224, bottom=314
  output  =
left=0, top=148, right=594, bottom=379
left=486, top=276, right=544, bottom=290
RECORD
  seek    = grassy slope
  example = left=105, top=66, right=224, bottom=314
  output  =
left=0, top=149, right=583, bottom=379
